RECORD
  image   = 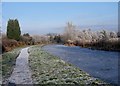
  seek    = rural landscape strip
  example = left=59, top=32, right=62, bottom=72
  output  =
left=2, top=47, right=22, bottom=84
left=8, top=47, right=33, bottom=84
left=28, top=45, right=110, bottom=85
left=2, top=46, right=31, bottom=84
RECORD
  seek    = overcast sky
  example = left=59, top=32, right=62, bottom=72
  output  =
left=2, top=2, right=118, bottom=35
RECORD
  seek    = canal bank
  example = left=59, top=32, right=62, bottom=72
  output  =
left=28, top=45, right=107, bottom=85
left=43, top=44, right=118, bottom=85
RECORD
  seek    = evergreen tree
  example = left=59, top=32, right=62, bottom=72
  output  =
left=7, top=19, right=21, bottom=40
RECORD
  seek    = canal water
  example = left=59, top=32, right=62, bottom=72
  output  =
left=42, top=44, right=119, bottom=85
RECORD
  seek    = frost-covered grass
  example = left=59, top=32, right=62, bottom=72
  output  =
left=28, top=45, right=109, bottom=85
left=2, top=47, right=23, bottom=83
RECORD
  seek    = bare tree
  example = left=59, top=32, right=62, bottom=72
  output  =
left=63, top=22, right=77, bottom=42
left=110, top=31, right=117, bottom=38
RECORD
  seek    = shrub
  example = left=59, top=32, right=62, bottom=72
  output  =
left=20, top=34, right=34, bottom=45
left=2, top=39, right=18, bottom=52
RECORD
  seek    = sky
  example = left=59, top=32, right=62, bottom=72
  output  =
left=1, top=0, right=120, bottom=2
left=2, top=2, right=118, bottom=35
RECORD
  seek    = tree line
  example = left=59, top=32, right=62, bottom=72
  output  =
left=1, top=19, right=120, bottom=53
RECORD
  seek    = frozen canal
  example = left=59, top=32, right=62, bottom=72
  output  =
left=43, top=44, right=119, bottom=85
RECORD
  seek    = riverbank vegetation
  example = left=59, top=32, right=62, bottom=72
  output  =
left=2, top=33, right=35, bottom=53
left=28, top=45, right=108, bottom=85
left=27, top=22, right=120, bottom=52
left=2, top=19, right=119, bottom=53
left=61, top=22, right=120, bottom=51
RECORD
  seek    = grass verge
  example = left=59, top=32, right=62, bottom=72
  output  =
left=28, top=45, right=109, bottom=85
left=2, top=47, right=23, bottom=83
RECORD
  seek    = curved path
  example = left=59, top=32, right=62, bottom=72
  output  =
left=8, top=47, right=33, bottom=84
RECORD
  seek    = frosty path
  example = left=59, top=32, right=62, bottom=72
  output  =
left=8, top=47, right=33, bottom=84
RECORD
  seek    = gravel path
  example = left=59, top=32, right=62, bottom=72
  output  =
left=8, top=47, right=33, bottom=84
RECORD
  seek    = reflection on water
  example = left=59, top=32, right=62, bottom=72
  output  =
left=43, top=44, right=119, bottom=85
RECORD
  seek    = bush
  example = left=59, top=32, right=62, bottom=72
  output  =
left=20, top=35, right=34, bottom=45
left=90, top=38, right=120, bottom=51
left=2, top=39, right=18, bottom=52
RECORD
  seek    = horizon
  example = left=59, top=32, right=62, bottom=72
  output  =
left=2, top=2, right=118, bottom=35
